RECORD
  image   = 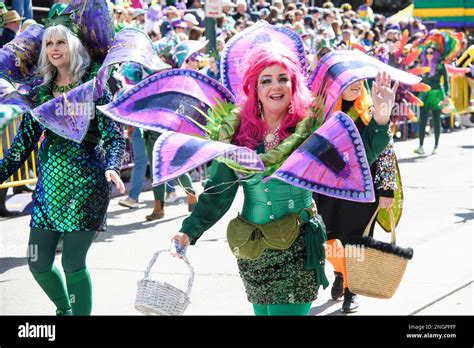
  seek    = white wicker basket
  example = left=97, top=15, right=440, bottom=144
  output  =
left=135, top=249, right=194, bottom=315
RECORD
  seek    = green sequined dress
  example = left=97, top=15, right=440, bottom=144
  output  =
left=181, top=160, right=321, bottom=304
left=0, top=67, right=125, bottom=233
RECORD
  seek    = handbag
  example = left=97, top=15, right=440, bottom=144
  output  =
left=227, top=206, right=317, bottom=260
left=344, top=208, right=414, bottom=299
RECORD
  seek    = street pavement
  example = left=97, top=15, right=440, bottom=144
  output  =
left=0, top=127, right=472, bottom=316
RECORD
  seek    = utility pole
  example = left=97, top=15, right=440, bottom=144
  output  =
left=205, top=17, right=217, bottom=54
left=204, top=0, right=222, bottom=55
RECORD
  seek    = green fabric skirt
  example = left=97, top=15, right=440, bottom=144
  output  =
left=420, top=89, right=445, bottom=111
left=237, top=233, right=319, bottom=305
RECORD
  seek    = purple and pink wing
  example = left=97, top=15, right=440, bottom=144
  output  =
left=152, top=131, right=264, bottom=186
left=271, top=112, right=375, bottom=202
left=30, top=79, right=95, bottom=143
left=97, top=69, right=235, bottom=136
left=309, top=50, right=421, bottom=121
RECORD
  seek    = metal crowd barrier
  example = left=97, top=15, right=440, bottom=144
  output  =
left=0, top=115, right=39, bottom=189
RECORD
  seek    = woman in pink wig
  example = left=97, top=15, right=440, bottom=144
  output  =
left=169, top=44, right=396, bottom=316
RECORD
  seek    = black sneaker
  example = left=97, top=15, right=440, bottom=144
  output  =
left=331, top=272, right=344, bottom=300
left=0, top=206, right=21, bottom=217
left=341, top=288, right=359, bottom=313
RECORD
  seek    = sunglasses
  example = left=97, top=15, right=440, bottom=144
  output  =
left=426, top=51, right=434, bottom=55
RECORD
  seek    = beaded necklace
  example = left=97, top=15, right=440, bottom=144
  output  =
left=52, top=80, right=78, bottom=94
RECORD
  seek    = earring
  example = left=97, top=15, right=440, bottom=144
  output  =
left=288, top=103, right=294, bottom=114
left=258, top=101, right=264, bottom=119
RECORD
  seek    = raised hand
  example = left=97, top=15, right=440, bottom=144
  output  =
left=371, top=71, right=399, bottom=125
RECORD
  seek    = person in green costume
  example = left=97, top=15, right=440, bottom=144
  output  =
left=0, top=18, right=125, bottom=315
left=414, top=45, right=450, bottom=155
left=170, top=46, right=397, bottom=316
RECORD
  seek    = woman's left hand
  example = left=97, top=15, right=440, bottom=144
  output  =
left=105, top=170, right=125, bottom=194
left=371, top=71, right=399, bottom=125
left=378, top=196, right=395, bottom=210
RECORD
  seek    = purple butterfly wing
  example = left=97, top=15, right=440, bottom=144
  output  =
left=30, top=79, right=95, bottom=143
left=309, top=50, right=421, bottom=120
left=271, top=112, right=375, bottom=202
left=152, top=132, right=263, bottom=186
left=97, top=69, right=235, bottom=136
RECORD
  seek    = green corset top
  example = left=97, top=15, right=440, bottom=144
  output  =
left=242, top=174, right=313, bottom=225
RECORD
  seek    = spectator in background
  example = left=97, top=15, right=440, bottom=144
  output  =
left=144, top=5, right=162, bottom=41
left=253, top=0, right=271, bottom=12
left=320, top=9, right=336, bottom=42
left=0, top=10, right=23, bottom=48
left=189, top=0, right=205, bottom=23
left=259, top=8, right=270, bottom=23
left=183, top=13, right=200, bottom=31
left=233, top=0, right=251, bottom=23
left=172, top=18, right=188, bottom=39
left=221, top=0, right=236, bottom=29
left=188, top=27, right=203, bottom=41
left=118, top=64, right=148, bottom=210
left=294, top=9, right=303, bottom=25
left=341, top=2, right=352, bottom=14
left=113, top=6, right=128, bottom=32
left=126, top=7, right=134, bottom=26
left=234, top=18, right=245, bottom=32
left=267, top=7, right=279, bottom=25
left=361, top=30, right=375, bottom=49
left=284, top=10, right=294, bottom=25
left=132, top=8, right=146, bottom=30
left=11, top=0, right=32, bottom=20
left=204, top=56, right=220, bottom=81
left=357, top=0, right=374, bottom=25
left=273, top=0, right=284, bottom=19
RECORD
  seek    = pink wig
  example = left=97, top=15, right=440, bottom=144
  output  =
left=234, top=45, right=313, bottom=149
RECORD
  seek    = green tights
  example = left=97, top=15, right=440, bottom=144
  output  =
left=418, top=107, right=441, bottom=147
left=253, top=303, right=312, bottom=316
left=27, top=229, right=96, bottom=315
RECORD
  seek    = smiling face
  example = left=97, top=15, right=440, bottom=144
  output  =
left=342, top=80, right=363, bottom=101
left=257, top=64, right=292, bottom=117
left=45, top=36, right=70, bottom=70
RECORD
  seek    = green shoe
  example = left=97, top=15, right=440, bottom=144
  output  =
left=56, top=309, right=73, bottom=316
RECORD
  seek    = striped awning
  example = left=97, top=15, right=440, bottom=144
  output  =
left=414, top=0, right=474, bottom=28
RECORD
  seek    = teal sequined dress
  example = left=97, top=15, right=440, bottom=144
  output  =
left=0, top=66, right=125, bottom=233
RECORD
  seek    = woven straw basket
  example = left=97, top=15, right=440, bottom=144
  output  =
left=135, top=249, right=194, bottom=315
left=345, top=209, right=413, bottom=299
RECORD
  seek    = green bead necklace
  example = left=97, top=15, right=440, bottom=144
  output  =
left=52, top=81, right=78, bottom=94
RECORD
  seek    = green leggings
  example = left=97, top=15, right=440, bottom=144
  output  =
left=27, top=229, right=96, bottom=315
left=253, top=303, right=312, bottom=316
left=144, top=132, right=194, bottom=201
left=418, top=107, right=441, bottom=147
